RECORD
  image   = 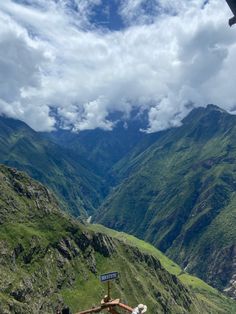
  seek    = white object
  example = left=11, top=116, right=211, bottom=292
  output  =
left=132, top=304, right=147, bottom=314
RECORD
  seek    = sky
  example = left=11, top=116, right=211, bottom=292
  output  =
left=0, top=0, right=236, bottom=132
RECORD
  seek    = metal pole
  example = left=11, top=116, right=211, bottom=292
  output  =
left=108, top=280, right=111, bottom=300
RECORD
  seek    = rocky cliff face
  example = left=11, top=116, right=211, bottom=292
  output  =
left=213, top=245, right=236, bottom=298
left=0, top=165, right=202, bottom=314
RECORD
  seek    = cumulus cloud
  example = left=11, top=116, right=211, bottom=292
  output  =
left=0, top=8, right=55, bottom=130
left=0, top=0, right=235, bottom=132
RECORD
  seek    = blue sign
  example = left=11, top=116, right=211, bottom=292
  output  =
left=100, top=272, right=119, bottom=282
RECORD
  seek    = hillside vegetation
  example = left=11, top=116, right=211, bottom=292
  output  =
left=1, top=105, right=236, bottom=300
left=97, top=105, right=236, bottom=296
left=0, top=165, right=236, bottom=313
left=0, top=116, right=105, bottom=216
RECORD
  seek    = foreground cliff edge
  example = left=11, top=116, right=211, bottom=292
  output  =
left=0, top=165, right=235, bottom=313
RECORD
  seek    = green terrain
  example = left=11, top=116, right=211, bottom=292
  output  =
left=1, top=105, right=236, bottom=304
left=0, top=165, right=236, bottom=313
left=97, top=105, right=236, bottom=296
left=0, top=116, right=105, bottom=216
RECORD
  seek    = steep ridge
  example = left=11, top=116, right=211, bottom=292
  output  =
left=45, top=114, right=159, bottom=182
left=0, top=165, right=235, bottom=313
left=97, top=105, right=236, bottom=295
left=0, top=116, right=105, bottom=216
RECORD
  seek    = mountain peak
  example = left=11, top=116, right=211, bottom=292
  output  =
left=206, top=104, right=228, bottom=113
left=182, top=104, right=230, bottom=126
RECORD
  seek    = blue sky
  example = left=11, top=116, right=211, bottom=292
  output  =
left=0, top=0, right=236, bottom=132
left=84, top=0, right=125, bottom=31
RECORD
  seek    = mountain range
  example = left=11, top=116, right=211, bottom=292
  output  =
left=0, top=104, right=236, bottom=303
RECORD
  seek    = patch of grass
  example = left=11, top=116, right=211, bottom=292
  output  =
left=89, top=224, right=236, bottom=313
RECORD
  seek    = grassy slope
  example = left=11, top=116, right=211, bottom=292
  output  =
left=97, top=105, right=236, bottom=291
left=1, top=165, right=236, bottom=313
left=0, top=165, right=198, bottom=313
left=90, top=224, right=236, bottom=314
left=0, top=116, right=105, bottom=216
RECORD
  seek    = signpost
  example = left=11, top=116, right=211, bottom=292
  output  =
left=76, top=271, right=136, bottom=313
left=100, top=271, right=119, bottom=283
left=100, top=272, right=119, bottom=299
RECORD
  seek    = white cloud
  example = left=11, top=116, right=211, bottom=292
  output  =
left=73, top=97, right=113, bottom=131
left=119, top=0, right=208, bottom=26
left=0, top=8, right=55, bottom=131
left=0, top=0, right=236, bottom=132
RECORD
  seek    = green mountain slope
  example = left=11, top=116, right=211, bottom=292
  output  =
left=96, top=105, right=236, bottom=296
left=90, top=224, right=236, bottom=314
left=1, top=165, right=235, bottom=313
left=45, top=115, right=159, bottom=183
left=0, top=116, right=105, bottom=216
left=2, top=105, right=236, bottom=301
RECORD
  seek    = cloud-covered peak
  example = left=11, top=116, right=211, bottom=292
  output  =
left=0, top=0, right=236, bottom=132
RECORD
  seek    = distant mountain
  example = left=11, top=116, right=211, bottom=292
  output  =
left=0, top=116, right=105, bottom=216
left=2, top=165, right=234, bottom=313
left=45, top=112, right=158, bottom=181
left=0, top=113, right=159, bottom=216
left=96, top=105, right=236, bottom=296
